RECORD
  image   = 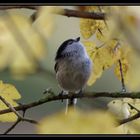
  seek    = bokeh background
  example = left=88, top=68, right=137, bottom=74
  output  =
left=0, top=6, right=123, bottom=134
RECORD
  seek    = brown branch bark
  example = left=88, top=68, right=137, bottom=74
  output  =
left=54, top=8, right=106, bottom=20
left=0, top=6, right=37, bottom=10
left=0, top=95, right=38, bottom=134
left=118, top=59, right=126, bottom=92
left=0, top=92, right=140, bottom=115
left=119, top=112, right=140, bottom=125
left=128, top=103, right=140, bottom=112
left=0, top=96, right=23, bottom=119
left=0, top=91, right=140, bottom=127
left=0, top=6, right=106, bottom=21
left=4, top=119, right=20, bottom=134
left=0, top=95, right=38, bottom=124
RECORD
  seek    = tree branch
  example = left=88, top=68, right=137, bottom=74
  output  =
left=0, top=6, right=106, bottom=21
left=0, top=95, right=38, bottom=123
left=128, top=103, right=140, bottom=112
left=4, top=119, right=20, bottom=134
left=0, top=92, right=140, bottom=115
left=119, top=111, right=140, bottom=125
left=0, top=91, right=140, bottom=127
left=0, top=95, right=38, bottom=134
left=0, top=6, right=37, bottom=10
left=0, top=96, right=23, bottom=119
left=53, top=8, right=106, bottom=20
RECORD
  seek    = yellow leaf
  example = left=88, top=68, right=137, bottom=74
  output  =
left=87, top=40, right=119, bottom=85
left=87, top=55, right=103, bottom=86
left=96, top=27, right=109, bottom=42
left=34, top=6, right=61, bottom=39
left=108, top=98, right=140, bottom=133
left=125, top=118, right=140, bottom=134
left=108, top=99, right=130, bottom=120
left=96, top=20, right=106, bottom=30
left=0, top=81, right=21, bottom=122
left=7, top=12, right=45, bottom=60
left=83, top=41, right=100, bottom=85
left=114, top=59, right=130, bottom=84
left=83, top=41, right=97, bottom=58
left=114, top=44, right=140, bottom=91
left=107, top=99, right=140, bottom=134
left=0, top=20, right=14, bottom=70
left=83, top=6, right=99, bottom=12
left=37, top=108, right=123, bottom=134
left=0, top=12, right=46, bottom=79
left=80, top=19, right=97, bottom=39
left=127, top=51, right=140, bottom=90
left=99, top=6, right=112, bottom=13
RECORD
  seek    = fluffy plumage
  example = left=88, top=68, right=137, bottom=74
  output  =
left=54, top=37, right=92, bottom=113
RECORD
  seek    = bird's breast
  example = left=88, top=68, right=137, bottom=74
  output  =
left=56, top=56, right=92, bottom=92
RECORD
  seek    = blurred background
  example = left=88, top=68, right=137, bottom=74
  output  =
left=0, top=6, right=126, bottom=134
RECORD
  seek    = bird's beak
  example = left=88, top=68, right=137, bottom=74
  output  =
left=76, top=37, right=80, bottom=42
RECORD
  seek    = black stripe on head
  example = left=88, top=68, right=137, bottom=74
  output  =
left=55, top=39, right=75, bottom=60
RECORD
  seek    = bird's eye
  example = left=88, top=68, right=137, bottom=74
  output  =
left=68, top=41, right=73, bottom=45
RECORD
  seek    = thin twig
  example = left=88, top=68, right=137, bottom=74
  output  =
left=98, top=28, right=103, bottom=36
left=119, top=111, right=140, bottom=125
left=4, top=119, right=21, bottom=134
left=0, top=96, right=23, bottom=119
left=0, top=96, right=38, bottom=125
left=98, top=6, right=109, bottom=30
left=128, top=103, right=140, bottom=112
left=22, top=118, right=38, bottom=124
left=30, top=11, right=38, bottom=22
left=0, top=95, right=37, bottom=134
left=118, top=59, right=126, bottom=92
left=0, top=6, right=37, bottom=10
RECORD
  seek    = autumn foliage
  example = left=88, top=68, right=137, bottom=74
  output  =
left=0, top=6, right=140, bottom=134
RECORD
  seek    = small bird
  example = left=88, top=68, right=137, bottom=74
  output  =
left=54, top=37, right=92, bottom=113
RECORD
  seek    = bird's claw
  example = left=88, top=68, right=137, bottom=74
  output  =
left=59, top=91, right=64, bottom=102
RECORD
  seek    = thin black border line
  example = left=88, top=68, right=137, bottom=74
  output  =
left=0, top=3, right=140, bottom=136
left=0, top=3, right=139, bottom=6
left=0, top=134, right=140, bottom=137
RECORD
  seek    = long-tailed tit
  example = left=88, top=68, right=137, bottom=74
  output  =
left=54, top=37, right=92, bottom=113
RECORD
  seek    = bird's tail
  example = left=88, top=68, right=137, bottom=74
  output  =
left=65, top=98, right=77, bottom=114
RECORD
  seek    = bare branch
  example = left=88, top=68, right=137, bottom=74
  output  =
left=53, top=8, right=106, bottom=20
left=118, top=59, right=126, bottom=92
left=0, top=95, right=37, bottom=134
left=0, top=6, right=106, bottom=21
left=117, top=103, right=140, bottom=125
left=0, top=92, right=140, bottom=115
left=0, top=6, right=37, bottom=10
left=1, top=91, right=140, bottom=126
left=119, top=111, right=140, bottom=125
left=0, top=96, right=38, bottom=124
left=30, top=11, right=38, bottom=22
left=4, top=119, right=20, bottom=134
left=128, top=103, right=140, bottom=112
left=0, top=96, right=23, bottom=119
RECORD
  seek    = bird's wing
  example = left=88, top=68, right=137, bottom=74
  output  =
left=54, top=62, right=59, bottom=73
